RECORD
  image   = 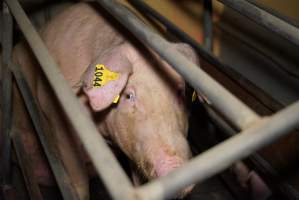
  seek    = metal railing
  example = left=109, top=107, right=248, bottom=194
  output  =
left=217, top=0, right=299, bottom=46
left=4, top=1, right=134, bottom=200
left=2, top=0, right=299, bottom=200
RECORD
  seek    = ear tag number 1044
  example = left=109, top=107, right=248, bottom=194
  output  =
left=93, top=64, right=120, bottom=104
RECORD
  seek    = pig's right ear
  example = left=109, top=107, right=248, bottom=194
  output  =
left=81, top=45, right=133, bottom=111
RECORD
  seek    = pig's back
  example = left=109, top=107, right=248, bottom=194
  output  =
left=39, top=2, right=125, bottom=89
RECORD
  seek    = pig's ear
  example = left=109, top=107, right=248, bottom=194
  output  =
left=82, top=45, right=133, bottom=111
left=173, top=43, right=200, bottom=65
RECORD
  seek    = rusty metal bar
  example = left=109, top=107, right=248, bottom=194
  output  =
left=217, top=0, right=299, bottom=46
left=5, top=1, right=134, bottom=200
left=137, top=101, right=299, bottom=200
left=97, top=0, right=260, bottom=130
left=1, top=2, right=13, bottom=187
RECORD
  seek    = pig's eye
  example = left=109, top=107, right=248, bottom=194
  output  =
left=125, top=92, right=135, bottom=101
left=122, top=87, right=136, bottom=104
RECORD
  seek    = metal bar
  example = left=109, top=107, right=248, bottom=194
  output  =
left=5, top=1, right=134, bottom=200
left=128, top=0, right=299, bottom=109
left=203, top=0, right=213, bottom=51
left=10, top=62, right=80, bottom=200
left=1, top=2, right=13, bottom=186
left=217, top=0, right=299, bottom=46
left=208, top=107, right=299, bottom=199
left=11, top=129, right=43, bottom=200
left=127, top=1, right=299, bottom=198
left=137, top=101, right=299, bottom=200
left=98, top=0, right=260, bottom=130
left=246, top=0, right=299, bottom=28
left=127, top=0, right=260, bottom=130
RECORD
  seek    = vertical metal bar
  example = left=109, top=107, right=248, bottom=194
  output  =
left=11, top=129, right=43, bottom=200
left=10, top=62, right=80, bottom=200
left=1, top=1, right=13, bottom=186
left=137, top=101, right=299, bottom=200
left=97, top=0, right=260, bottom=130
left=203, top=0, right=213, bottom=51
left=5, top=1, right=134, bottom=200
left=216, top=0, right=299, bottom=46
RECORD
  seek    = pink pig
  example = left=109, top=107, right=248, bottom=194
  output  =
left=11, top=2, right=199, bottom=199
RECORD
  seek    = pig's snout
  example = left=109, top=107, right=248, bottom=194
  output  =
left=152, top=155, right=183, bottom=178
left=150, top=150, right=194, bottom=198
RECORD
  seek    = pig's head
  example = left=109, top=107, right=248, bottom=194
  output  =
left=82, top=42, right=199, bottom=196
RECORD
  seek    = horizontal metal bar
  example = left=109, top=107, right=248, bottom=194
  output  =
left=98, top=0, right=260, bottom=130
left=208, top=106, right=299, bottom=199
left=137, top=101, right=299, bottom=200
left=217, top=0, right=299, bottom=46
left=5, top=1, right=134, bottom=200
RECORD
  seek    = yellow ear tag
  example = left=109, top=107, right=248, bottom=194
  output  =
left=113, top=95, right=120, bottom=104
left=192, top=90, right=197, bottom=102
left=93, top=64, right=120, bottom=88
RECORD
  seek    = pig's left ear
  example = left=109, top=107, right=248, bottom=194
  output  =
left=82, top=45, right=133, bottom=111
left=173, top=43, right=200, bottom=65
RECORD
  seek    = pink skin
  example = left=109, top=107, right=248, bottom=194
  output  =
left=10, top=2, right=197, bottom=199
left=232, top=161, right=272, bottom=200
left=5, top=3, right=271, bottom=199
left=153, top=150, right=183, bottom=177
left=89, top=43, right=195, bottom=186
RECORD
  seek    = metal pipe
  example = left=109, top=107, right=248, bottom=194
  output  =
left=128, top=0, right=260, bottom=130
left=127, top=1, right=299, bottom=198
left=203, top=0, right=213, bottom=51
left=11, top=129, right=43, bottom=200
left=97, top=0, right=260, bottom=130
left=127, top=0, right=216, bottom=71
left=137, top=101, right=299, bottom=200
left=217, top=0, right=299, bottom=46
left=208, top=106, right=299, bottom=199
left=1, top=2, right=13, bottom=186
left=10, top=62, right=82, bottom=200
left=5, top=1, right=134, bottom=200
left=129, top=1, right=299, bottom=106
left=246, top=0, right=299, bottom=29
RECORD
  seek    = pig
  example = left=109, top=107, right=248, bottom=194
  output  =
left=11, top=2, right=198, bottom=199
left=231, top=162, right=271, bottom=200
